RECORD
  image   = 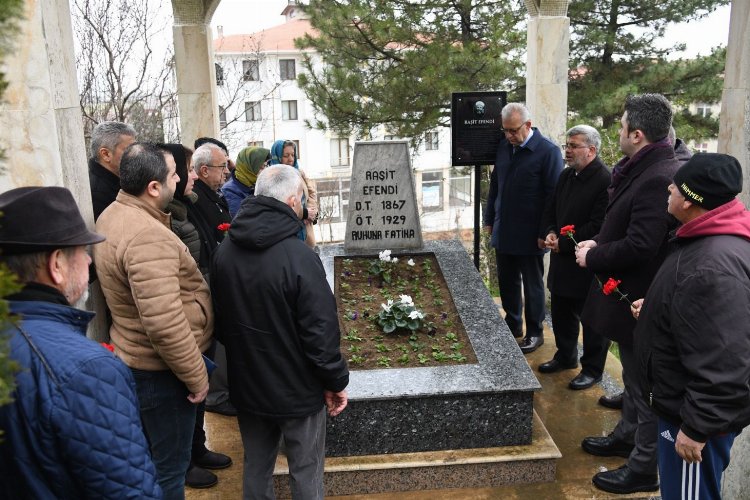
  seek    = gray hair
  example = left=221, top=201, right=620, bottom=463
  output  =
left=0, top=247, right=77, bottom=284
left=192, top=143, right=224, bottom=170
left=90, top=121, right=136, bottom=160
left=566, top=124, right=601, bottom=150
left=255, top=165, right=302, bottom=202
left=501, top=103, right=530, bottom=123
left=667, top=126, right=676, bottom=146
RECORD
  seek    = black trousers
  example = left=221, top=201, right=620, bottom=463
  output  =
left=550, top=293, right=610, bottom=377
left=496, top=251, right=546, bottom=338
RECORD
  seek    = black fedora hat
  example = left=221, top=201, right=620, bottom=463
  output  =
left=0, top=187, right=105, bottom=255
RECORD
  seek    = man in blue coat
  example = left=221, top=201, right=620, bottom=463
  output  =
left=484, top=103, right=563, bottom=353
left=0, top=187, right=161, bottom=499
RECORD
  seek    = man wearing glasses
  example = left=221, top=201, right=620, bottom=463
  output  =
left=483, top=102, right=563, bottom=354
left=539, top=125, right=612, bottom=389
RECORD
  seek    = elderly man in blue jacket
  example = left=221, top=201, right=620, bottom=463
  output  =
left=484, top=103, right=563, bottom=354
left=0, top=187, right=161, bottom=499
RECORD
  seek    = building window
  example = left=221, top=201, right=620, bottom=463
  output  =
left=215, top=63, right=224, bottom=86
left=695, top=142, right=709, bottom=153
left=425, top=131, right=439, bottom=150
left=244, top=101, right=261, bottom=121
left=247, top=141, right=264, bottom=147
left=242, top=59, right=259, bottom=81
left=316, top=177, right=351, bottom=223
left=421, top=171, right=443, bottom=212
left=449, top=169, right=471, bottom=207
left=218, top=105, right=227, bottom=128
left=695, top=103, right=712, bottom=118
left=282, top=100, right=298, bottom=120
left=330, top=138, right=350, bottom=167
left=279, top=59, right=296, bottom=80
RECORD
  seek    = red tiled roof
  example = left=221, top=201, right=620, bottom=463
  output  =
left=213, top=19, right=316, bottom=53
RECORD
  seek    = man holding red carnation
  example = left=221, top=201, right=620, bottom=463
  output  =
left=574, top=94, right=681, bottom=494
left=540, top=124, right=611, bottom=391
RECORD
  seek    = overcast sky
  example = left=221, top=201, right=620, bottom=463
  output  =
left=211, top=1, right=732, bottom=59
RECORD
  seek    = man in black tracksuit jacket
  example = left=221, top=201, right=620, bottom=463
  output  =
left=210, top=164, right=349, bottom=499
left=633, top=153, right=750, bottom=500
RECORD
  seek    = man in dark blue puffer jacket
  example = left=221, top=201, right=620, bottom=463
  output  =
left=0, top=186, right=162, bottom=499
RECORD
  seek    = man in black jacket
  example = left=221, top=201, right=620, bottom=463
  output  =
left=575, top=93, right=681, bottom=494
left=211, top=165, right=349, bottom=499
left=633, top=153, right=750, bottom=500
left=88, top=121, right=136, bottom=220
left=540, top=125, right=611, bottom=390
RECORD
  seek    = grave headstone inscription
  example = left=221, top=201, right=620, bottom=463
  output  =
left=344, top=141, right=423, bottom=251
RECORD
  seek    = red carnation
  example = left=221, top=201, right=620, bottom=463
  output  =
left=217, top=223, right=231, bottom=232
left=560, top=224, right=575, bottom=236
left=602, top=278, right=622, bottom=296
left=100, top=342, right=115, bottom=353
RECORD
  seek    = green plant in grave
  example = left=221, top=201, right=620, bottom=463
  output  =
left=377, top=294, right=425, bottom=334
left=368, top=249, right=398, bottom=284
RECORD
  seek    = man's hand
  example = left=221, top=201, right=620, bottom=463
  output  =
left=574, top=240, right=597, bottom=268
left=544, top=233, right=559, bottom=253
left=537, top=238, right=546, bottom=250
left=483, top=225, right=493, bottom=235
left=188, top=382, right=209, bottom=404
left=675, top=430, right=705, bottom=464
left=324, top=390, right=348, bottom=417
left=307, top=207, right=318, bottom=222
left=631, top=298, right=644, bottom=319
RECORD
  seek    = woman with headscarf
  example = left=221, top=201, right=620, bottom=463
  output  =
left=221, top=146, right=270, bottom=218
left=270, top=139, right=318, bottom=248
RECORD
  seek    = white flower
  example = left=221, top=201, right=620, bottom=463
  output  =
left=392, top=257, right=398, bottom=263
left=399, top=294, right=413, bottom=306
left=407, top=259, right=415, bottom=267
left=381, top=300, right=394, bottom=312
left=408, top=310, right=424, bottom=320
left=378, top=249, right=392, bottom=262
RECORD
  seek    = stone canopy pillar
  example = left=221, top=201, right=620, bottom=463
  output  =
left=171, top=0, right=223, bottom=143
left=718, top=0, right=750, bottom=206
left=523, top=0, right=569, bottom=146
left=0, top=0, right=91, bottom=209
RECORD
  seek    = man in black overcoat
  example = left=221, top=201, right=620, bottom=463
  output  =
left=574, top=94, right=681, bottom=494
left=539, top=125, right=611, bottom=390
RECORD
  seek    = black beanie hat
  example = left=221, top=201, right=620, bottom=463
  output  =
left=673, top=153, right=743, bottom=210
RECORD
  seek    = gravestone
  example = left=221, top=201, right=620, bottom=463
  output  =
left=344, top=141, right=423, bottom=251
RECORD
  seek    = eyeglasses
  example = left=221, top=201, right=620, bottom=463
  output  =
left=501, top=124, right=526, bottom=134
left=206, top=163, right=228, bottom=170
left=561, top=143, right=591, bottom=150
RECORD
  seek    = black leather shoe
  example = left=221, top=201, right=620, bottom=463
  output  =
left=599, top=392, right=624, bottom=409
left=185, top=465, right=218, bottom=489
left=569, top=372, right=602, bottom=390
left=592, top=464, right=659, bottom=494
left=538, top=359, right=578, bottom=373
left=519, top=336, right=544, bottom=354
left=194, top=450, right=232, bottom=470
left=581, top=433, right=634, bottom=458
left=205, top=400, right=238, bottom=416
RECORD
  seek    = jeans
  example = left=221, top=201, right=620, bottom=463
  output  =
left=131, top=368, right=197, bottom=500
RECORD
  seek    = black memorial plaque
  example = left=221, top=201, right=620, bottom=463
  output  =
left=451, top=91, right=507, bottom=166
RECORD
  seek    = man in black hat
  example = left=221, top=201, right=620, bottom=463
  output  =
left=633, top=153, right=750, bottom=500
left=0, top=186, right=161, bottom=498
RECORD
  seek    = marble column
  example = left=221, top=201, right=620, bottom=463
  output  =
left=0, top=0, right=109, bottom=340
left=524, top=0, right=569, bottom=146
left=171, top=0, right=223, bottom=143
left=718, top=0, right=750, bottom=207
left=0, top=0, right=90, bottom=204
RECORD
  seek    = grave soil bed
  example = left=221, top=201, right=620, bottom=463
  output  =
left=334, top=253, right=477, bottom=370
